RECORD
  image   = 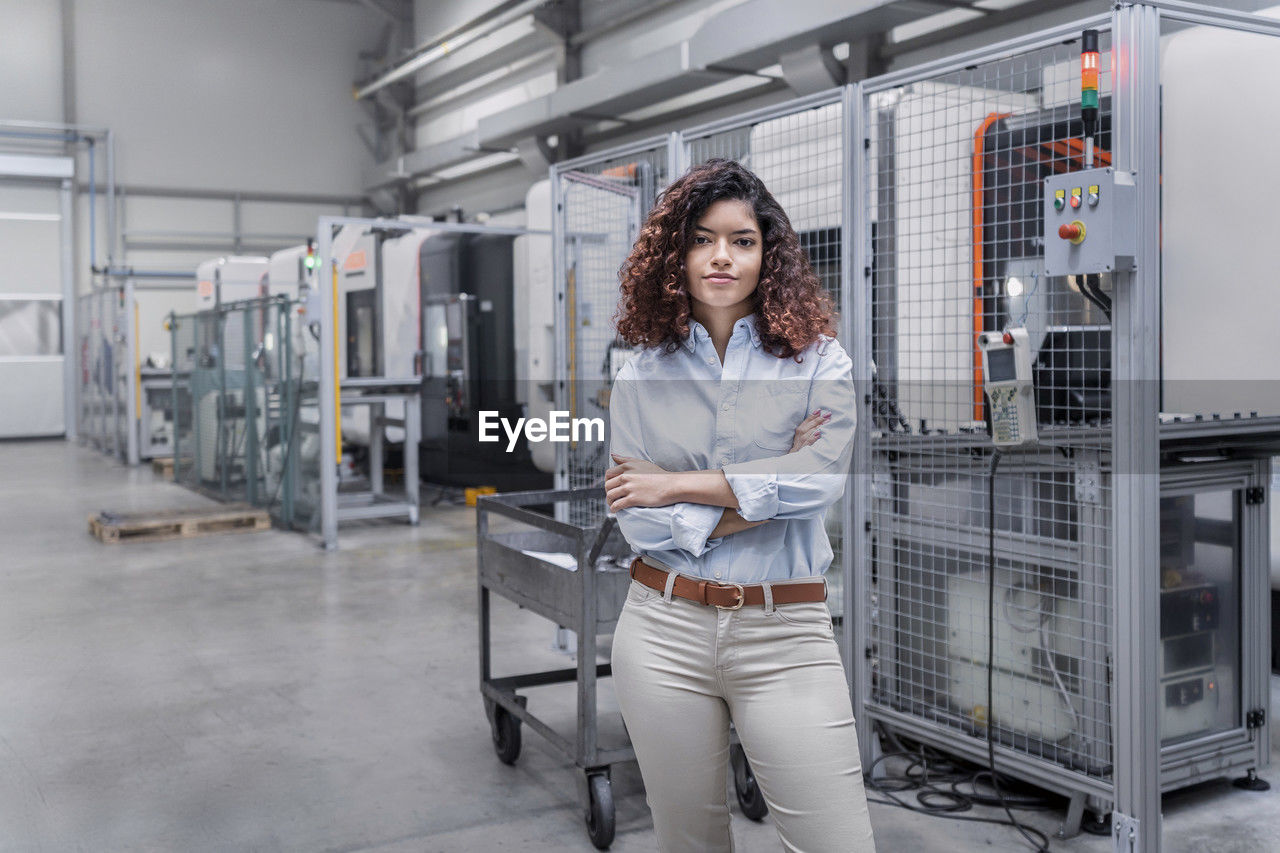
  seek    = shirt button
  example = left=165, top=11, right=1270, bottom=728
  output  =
left=707, top=357, right=716, bottom=365
left=714, top=571, right=722, bottom=579
left=721, top=401, right=731, bottom=411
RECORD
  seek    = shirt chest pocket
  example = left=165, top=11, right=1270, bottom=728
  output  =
left=747, top=383, right=809, bottom=452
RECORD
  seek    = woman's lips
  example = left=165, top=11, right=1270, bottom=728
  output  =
left=704, top=275, right=736, bottom=283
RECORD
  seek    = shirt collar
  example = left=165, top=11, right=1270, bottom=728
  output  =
left=680, top=314, right=762, bottom=352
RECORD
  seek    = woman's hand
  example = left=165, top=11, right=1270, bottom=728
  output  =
left=790, top=409, right=831, bottom=453
left=606, top=454, right=674, bottom=511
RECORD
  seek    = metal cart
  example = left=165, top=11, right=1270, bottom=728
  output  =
left=476, top=487, right=766, bottom=849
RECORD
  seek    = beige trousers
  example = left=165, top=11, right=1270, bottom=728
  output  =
left=611, top=579, right=876, bottom=852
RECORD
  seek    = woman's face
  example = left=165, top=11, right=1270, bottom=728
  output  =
left=684, top=199, right=762, bottom=313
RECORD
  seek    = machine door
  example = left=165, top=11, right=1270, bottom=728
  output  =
left=345, top=288, right=380, bottom=377
left=1158, top=471, right=1255, bottom=748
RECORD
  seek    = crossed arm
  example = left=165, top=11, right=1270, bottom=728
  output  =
left=604, top=408, right=830, bottom=539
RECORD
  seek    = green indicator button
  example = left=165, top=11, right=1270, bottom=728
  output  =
left=1082, top=89, right=1100, bottom=110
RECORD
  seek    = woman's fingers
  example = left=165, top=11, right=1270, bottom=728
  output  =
left=794, top=409, right=831, bottom=434
left=789, top=411, right=832, bottom=453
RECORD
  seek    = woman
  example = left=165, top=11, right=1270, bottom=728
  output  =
left=605, top=158, right=876, bottom=852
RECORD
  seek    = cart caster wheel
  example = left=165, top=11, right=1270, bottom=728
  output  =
left=731, top=744, right=768, bottom=821
left=585, top=772, right=615, bottom=850
left=489, top=703, right=522, bottom=765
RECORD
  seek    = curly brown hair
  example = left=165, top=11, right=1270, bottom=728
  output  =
left=614, top=158, right=836, bottom=359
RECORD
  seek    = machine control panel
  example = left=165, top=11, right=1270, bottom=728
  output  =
left=978, top=327, right=1038, bottom=447
left=1043, top=167, right=1137, bottom=276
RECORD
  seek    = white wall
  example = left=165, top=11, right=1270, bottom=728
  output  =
left=72, top=0, right=380, bottom=195
left=0, top=0, right=386, bottom=411
left=0, top=0, right=382, bottom=285
left=0, top=2, right=65, bottom=124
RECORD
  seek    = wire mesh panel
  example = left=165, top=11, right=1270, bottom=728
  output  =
left=682, top=94, right=851, bottom=617
left=168, top=296, right=304, bottom=525
left=77, top=286, right=129, bottom=458
left=860, top=33, right=1118, bottom=793
left=169, top=307, right=196, bottom=477
left=552, top=139, right=672, bottom=527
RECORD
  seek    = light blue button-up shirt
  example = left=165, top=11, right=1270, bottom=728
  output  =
left=609, top=313, right=856, bottom=583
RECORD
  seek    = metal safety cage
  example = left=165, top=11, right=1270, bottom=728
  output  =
left=167, top=295, right=304, bottom=527
left=856, top=20, right=1120, bottom=811
left=853, top=3, right=1108, bottom=830
left=550, top=136, right=678, bottom=529
left=679, top=89, right=855, bottom=640
left=77, top=281, right=136, bottom=463
left=851, top=5, right=1280, bottom=851
left=76, top=274, right=187, bottom=466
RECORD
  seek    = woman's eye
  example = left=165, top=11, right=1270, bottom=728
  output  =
left=736, top=238, right=756, bottom=247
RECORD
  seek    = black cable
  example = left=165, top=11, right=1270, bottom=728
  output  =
left=951, top=771, right=1056, bottom=810
left=1080, top=273, right=1111, bottom=321
left=864, top=748, right=1052, bottom=849
left=987, top=450, right=1051, bottom=853
left=1074, top=279, right=1108, bottom=320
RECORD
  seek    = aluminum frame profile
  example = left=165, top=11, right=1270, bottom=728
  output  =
left=123, top=277, right=139, bottom=466
left=1109, top=4, right=1162, bottom=850
left=1145, top=0, right=1280, bottom=36
left=60, top=180, right=75, bottom=441
left=475, top=0, right=947, bottom=151
left=860, top=11, right=1113, bottom=95
left=550, top=161, right=568, bottom=494
left=844, top=79, right=875, bottom=764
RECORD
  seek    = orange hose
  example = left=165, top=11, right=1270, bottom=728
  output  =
left=971, top=113, right=1009, bottom=422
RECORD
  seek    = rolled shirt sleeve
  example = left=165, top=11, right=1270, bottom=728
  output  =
left=610, top=363, right=724, bottom=556
left=721, top=339, right=856, bottom=522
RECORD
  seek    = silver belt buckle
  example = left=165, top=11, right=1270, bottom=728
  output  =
left=714, top=582, right=745, bottom=611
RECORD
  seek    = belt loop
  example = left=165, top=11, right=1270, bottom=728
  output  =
left=762, top=582, right=775, bottom=614
left=662, top=569, right=677, bottom=603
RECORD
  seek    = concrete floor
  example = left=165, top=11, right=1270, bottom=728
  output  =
left=2, top=439, right=1278, bottom=852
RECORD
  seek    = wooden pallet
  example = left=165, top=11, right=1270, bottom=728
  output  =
left=150, top=457, right=174, bottom=477
left=88, top=504, right=271, bottom=544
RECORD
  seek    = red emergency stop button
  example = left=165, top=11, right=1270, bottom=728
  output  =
left=1058, top=221, right=1086, bottom=244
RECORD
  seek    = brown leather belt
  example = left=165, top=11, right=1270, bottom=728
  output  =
left=630, top=558, right=826, bottom=610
